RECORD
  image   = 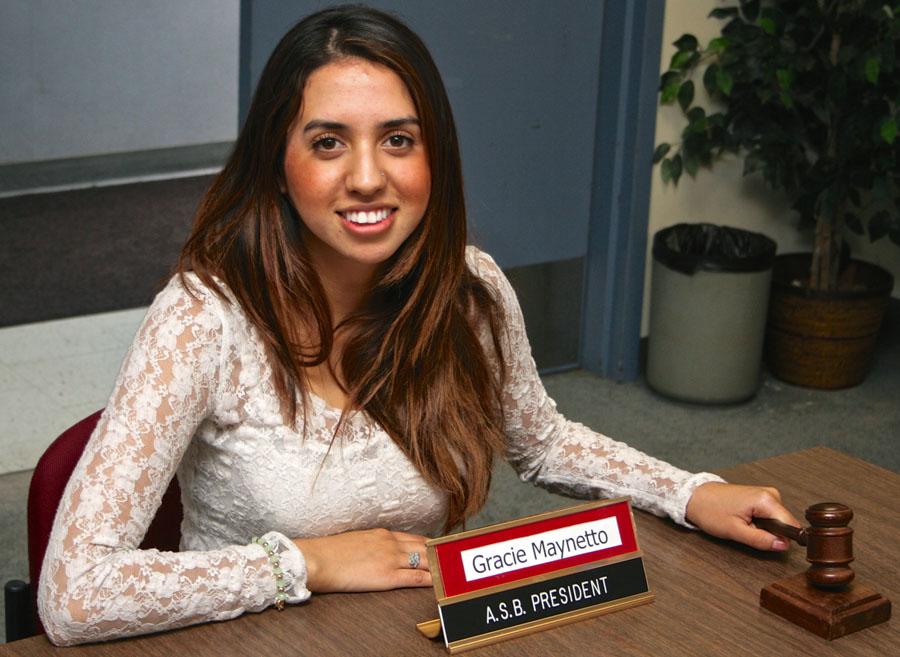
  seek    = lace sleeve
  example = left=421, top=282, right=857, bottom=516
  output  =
left=469, top=250, right=724, bottom=525
left=37, top=277, right=309, bottom=646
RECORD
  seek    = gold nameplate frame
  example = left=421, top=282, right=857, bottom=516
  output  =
left=418, top=497, right=653, bottom=653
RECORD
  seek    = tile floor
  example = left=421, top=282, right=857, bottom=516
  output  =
left=0, top=307, right=147, bottom=474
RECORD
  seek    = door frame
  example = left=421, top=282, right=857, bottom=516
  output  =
left=580, top=1, right=664, bottom=381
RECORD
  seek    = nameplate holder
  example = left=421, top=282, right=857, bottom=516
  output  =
left=418, top=498, right=653, bottom=653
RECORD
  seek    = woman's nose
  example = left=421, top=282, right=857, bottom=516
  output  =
left=346, top=148, right=386, bottom=195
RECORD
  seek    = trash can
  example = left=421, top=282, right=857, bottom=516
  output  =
left=647, top=223, right=777, bottom=403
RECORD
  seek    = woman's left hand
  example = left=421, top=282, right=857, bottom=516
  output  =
left=685, top=481, right=802, bottom=551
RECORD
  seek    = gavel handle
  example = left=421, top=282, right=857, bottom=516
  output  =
left=753, top=517, right=807, bottom=546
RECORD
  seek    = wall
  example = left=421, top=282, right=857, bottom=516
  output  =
left=644, top=0, right=900, bottom=334
left=0, top=0, right=239, bottom=165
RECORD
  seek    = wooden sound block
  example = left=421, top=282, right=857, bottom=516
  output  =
left=760, top=572, right=891, bottom=640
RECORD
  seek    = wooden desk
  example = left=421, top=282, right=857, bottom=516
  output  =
left=3, top=447, right=895, bottom=656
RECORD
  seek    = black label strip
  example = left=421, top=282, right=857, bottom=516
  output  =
left=440, top=556, right=649, bottom=645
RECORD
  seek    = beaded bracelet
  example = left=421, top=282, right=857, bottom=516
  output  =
left=251, top=536, right=288, bottom=610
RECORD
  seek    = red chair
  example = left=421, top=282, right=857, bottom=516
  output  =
left=4, top=410, right=183, bottom=641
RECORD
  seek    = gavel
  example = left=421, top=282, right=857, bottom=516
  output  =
left=754, top=501, right=891, bottom=639
left=754, top=502, right=854, bottom=589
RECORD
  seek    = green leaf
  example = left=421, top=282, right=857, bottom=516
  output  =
left=684, top=153, right=700, bottom=177
left=709, top=7, right=739, bottom=19
left=708, top=37, right=730, bottom=53
left=776, top=68, right=793, bottom=91
left=686, top=106, right=708, bottom=133
left=671, top=154, right=683, bottom=183
left=707, top=112, right=726, bottom=128
left=779, top=91, right=794, bottom=108
left=868, top=210, right=891, bottom=241
left=661, top=80, right=680, bottom=104
left=678, top=80, right=695, bottom=112
left=661, top=157, right=673, bottom=184
left=659, top=71, right=681, bottom=99
left=660, top=71, right=681, bottom=88
left=759, top=17, right=776, bottom=35
left=653, top=143, right=671, bottom=164
left=687, top=106, right=706, bottom=121
left=703, top=64, right=720, bottom=95
left=716, top=68, right=734, bottom=96
left=670, top=50, right=694, bottom=71
left=698, top=142, right=714, bottom=165
left=881, top=118, right=897, bottom=144
left=673, top=34, right=699, bottom=52
left=866, top=57, right=880, bottom=84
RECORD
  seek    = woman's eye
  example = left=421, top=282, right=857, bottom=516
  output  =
left=385, top=134, right=413, bottom=149
left=313, top=136, right=340, bottom=151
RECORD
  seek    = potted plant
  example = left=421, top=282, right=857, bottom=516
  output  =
left=654, top=0, right=898, bottom=388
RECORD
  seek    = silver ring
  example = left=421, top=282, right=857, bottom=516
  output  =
left=407, top=551, right=421, bottom=569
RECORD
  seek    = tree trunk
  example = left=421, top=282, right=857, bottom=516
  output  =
left=809, top=31, right=845, bottom=292
left=811, top=215, right=830, bottom=291
left=810, top=212, right=843, bottom=291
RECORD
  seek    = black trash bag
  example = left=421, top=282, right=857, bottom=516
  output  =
left=652, top=223, right=777, bottom=275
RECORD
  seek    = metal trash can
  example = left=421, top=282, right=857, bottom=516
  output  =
left=647, top=223, right=777, bottom=403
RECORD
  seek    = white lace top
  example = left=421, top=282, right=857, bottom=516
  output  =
left=38, top=247, right=723, bottom=645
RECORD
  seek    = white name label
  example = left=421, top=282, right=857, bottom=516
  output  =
left=460, top=516, right=622, bottom=581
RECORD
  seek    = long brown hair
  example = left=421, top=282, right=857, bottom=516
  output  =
left=178, top=5, right=508, bottom=531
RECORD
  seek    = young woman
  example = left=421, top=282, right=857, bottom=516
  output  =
left=38, top=5, right=798, bottom=646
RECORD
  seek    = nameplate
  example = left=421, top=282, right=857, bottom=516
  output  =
left=422, top=498, right=653, bottom=653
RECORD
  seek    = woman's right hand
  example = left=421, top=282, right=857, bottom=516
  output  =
left=293, top=528, right=432, bottom=592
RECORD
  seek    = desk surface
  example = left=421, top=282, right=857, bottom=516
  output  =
left=3, top=447, right=896, bottom=656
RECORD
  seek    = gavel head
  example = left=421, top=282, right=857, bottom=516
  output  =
left=804, top=502, right=854, bottom=589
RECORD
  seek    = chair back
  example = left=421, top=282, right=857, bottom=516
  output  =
left=27, top=410, right=183, bottom=634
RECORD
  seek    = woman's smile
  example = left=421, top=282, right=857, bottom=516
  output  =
left=339, top=206, right=397, bottom=233
left=341, top=207, right=393, bottom=225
